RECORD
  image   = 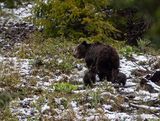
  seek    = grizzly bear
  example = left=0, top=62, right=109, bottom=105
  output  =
left=83, top=70, right=126, bottom=87
left=83, top=69, right=96, bottom=87
left=116, top=72, right=127, bottom=86
left=145, top=71, right=160, bottom=83
left=74, top=41, right=120, bottom=83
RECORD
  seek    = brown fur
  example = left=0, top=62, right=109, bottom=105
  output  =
left=74, top=41, right=120, bottom=83
left=83, top=69, right=96, bottom=87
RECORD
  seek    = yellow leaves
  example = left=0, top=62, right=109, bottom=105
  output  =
left=33, top=0, right=116, bottom=38
left=82, top=17, right=92, bottom=24
left=70, top=7, right=80, bottom=19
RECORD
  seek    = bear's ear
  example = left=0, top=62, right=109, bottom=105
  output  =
left=82, top=41, right=87, bottom=45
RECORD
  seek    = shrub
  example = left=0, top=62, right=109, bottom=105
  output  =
left=0, top=63, right=21, bottom=88
left=53, top=82, right=78, bottom=93
left=120, top=45, right=134, bottom=58
left=33, top=0, right=116, bottom=39
left=0, top=92, right=11, bottom=109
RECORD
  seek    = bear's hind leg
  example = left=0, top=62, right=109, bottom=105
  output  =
left=98, top=72, right=105, bottom=81
left=106, top=71, right=114, bottom=82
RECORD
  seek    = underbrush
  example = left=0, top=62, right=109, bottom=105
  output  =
left=0, top=107, right=18, bottom=121
left=0, top=62, right=21, bottom=88
left=1, top=31, right=159, bottom=120
left=5, top=31, right=158, bottom=79
left=14, top=32, right=78, bottom=73
left=53, top=82, right=78, bottom=93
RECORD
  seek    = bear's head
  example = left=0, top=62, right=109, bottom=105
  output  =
left=73, top=41, right=89, bottom=59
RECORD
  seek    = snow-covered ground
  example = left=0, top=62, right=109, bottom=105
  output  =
left=1, top=2, right=33, bottom=20
left=0, top=54, right=159, bottom=121
left=0, top=2, right=160, bottom=121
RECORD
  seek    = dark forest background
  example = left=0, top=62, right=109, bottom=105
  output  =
left=0, top=0, right=160, bottom=49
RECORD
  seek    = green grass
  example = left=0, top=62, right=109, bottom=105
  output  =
left=13, top=32, right=77, bottom=73
left=0, top=107, right=18, bottom=121
left=0, top=29, right=159, bottom=120
left=53, top=82, right=78, bottom=93
left=0, top=91, right=18, bottom=121
left=120, top=45, right=134, bottom=58
left=0, top=92, right=12, bottom=109
left=89, top=90, right=102, bottom=108
left=0, top=62, right=21, bottom=88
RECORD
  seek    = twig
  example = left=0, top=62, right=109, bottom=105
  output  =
left=129, top=103, right=160, bottom=117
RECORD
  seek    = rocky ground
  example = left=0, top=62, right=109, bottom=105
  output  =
left=0, top=3, right=160, bottom=121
